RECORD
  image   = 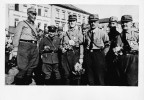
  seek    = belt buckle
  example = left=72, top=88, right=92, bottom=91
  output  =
left=90, top=50, right=93, bottom=52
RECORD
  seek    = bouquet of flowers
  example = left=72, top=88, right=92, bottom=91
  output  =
left=113, top=46, right=123, bottom=56
left=72, top=62, right=85, bottom=76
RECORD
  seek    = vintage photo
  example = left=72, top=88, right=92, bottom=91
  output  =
left=5, top=4, right=139, bottom=86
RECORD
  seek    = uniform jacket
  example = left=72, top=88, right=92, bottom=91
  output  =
left=39, top=36, right=61, bottom=64
left=121, top=29, right=139, bottom=51
left=86, top=28, right=109, bottom=49
left=61, top=26, right=83, bottom=48
left=13, top=20, right=38, bottom=52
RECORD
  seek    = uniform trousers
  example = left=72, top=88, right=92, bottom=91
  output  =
left=15, top=42, right=39, bottom=85
left=85, top=50, right=106, bottom=85
left=118, top=54, right=138, bottom=86
left=61, top=49, right=80, bottom=85
left=42, top=63, right=61, bottom=80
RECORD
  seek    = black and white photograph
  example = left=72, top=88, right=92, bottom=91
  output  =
left=5, top=4, right=139, bottom=86
left=1, top=0, right=144, bottom=100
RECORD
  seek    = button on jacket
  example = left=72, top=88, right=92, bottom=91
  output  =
left=39, top=36, right=61, bottom=64
left=13, top=21, right=38, bottom=52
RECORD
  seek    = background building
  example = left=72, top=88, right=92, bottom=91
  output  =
left=6, top=4, right=91, bottom=35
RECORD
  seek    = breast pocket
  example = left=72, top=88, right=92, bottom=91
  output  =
left=22, top=26, right=31, bottom=34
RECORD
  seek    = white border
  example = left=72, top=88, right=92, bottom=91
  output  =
left=1, top=0, right=144, bottom=100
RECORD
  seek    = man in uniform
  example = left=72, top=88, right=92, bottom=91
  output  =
left=61, top=14, right=84, bottom=85
left=12, top=7, right=39, bottom=85
left=39, top=25, right=61, bottom=85
left=57, top=26, right=65, bottom=39
left=118, top=15, right=138, bottom=86
left=85, top=14, right=110, bottom=85
left=105, top=16, right=123, bottom=85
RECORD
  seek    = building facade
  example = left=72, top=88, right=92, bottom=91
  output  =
left=7, top=4, right=90, bottom=33
left=8, top=4, right=51, bottom=31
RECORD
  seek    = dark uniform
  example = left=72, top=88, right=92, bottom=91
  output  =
left=39, top=25, right=61, bottom=85
left=61, top=14, right=84, bottom=85
left=12, top=7, right=39, bottom=85
left=85, top=14, right=110, bottom=85
left=105, top=16, right=123, bottom=85
left=118, top=15, right=139, bottom=86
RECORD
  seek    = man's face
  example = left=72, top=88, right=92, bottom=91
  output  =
left=69, top=20, right=76, bottom=28
left=58, top=31, right=63, bottom=36
left=121, top=21, right=132, bottom=31
left=109, top=22, right=117, bottom=28
left=89, top=20, right=99, bottom=29
left=49, top=31, right=55, bottom=38
left=28, top=11, right=37, bottom=22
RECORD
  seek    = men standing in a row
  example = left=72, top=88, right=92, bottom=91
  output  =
left=61, top=14, right=84, bottom=85
left=12, top=7, right=39, bottom=85
left=85, top=14, right=110, bottom=85
left=106, top=16, right=123, bottom=85
left=39, top=25, right=61, bottom=85
left=118, top=15, right=139, bottom=86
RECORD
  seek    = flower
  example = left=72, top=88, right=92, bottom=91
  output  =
left=69, top=40, right=75, bottom=46
left=113, top=46, right=123, bottom=55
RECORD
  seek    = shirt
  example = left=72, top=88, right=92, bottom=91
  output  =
left=13, top=21, right=38, bottom=52
left=121, top=29, right=139, bottom=51
left=61, top=26, right=83, bottom=47
left=86, top=28, right=109, bottom=49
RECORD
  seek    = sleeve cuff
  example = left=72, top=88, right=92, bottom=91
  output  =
left=13, top=47, right=18, bottom=52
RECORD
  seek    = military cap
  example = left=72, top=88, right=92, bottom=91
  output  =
left=82, top=23, right=88, bottom=29
left=89, top=14, right=99, bottom=21
left=27, top=6, right=36, bottom=13
left=121, top=15, right=133, bottom=22
left=58, top=26, right=63, bottom=31
left=48, top=25, right=57, bottom=32
left=109, top=16, right=118, bottom=22
left=68, top=14, right=77, bottom=21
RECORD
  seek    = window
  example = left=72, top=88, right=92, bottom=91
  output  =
left=78, top=14, right=81, bottom=21
left=83, top=16, right=85, bottom=23
left=15, top=18, right=19, bottom=27
left=56, top=9, right=60, bottom=19
left=23, top=4, right=27, bottom=7
left=62, top=10, right=65, bottom=20
left=38, top=8, right=41, bottom=16
left=55, top=21, right=60, bottom=27
left=44, top=23, right=47, bottom=29
left=44, top=9, right=48, bottom=17
left=38, top=22, right=41, bottom=28
left=15, top=4, right=19, bottom=11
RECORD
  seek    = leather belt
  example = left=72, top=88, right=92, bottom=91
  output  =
left=88, top=49, right=101, bottom=52
left=20, top=39, right=37, bottom=44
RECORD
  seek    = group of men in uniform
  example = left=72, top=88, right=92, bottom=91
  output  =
left=9, top=6, right=138, bottom=86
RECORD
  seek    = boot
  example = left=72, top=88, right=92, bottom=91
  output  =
left=24, top=76, right=32, bottom=85
left=55, top=79, right=61, bottom=85
left=44, top=79, right=51, bottom=85
left=14, top=77, right=25, bottom=85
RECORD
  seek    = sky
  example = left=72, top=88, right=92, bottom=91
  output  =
left=74, top=5, right=139, bottom=22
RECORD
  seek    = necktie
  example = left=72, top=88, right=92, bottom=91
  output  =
left=89, top=31, right=94, bottom=50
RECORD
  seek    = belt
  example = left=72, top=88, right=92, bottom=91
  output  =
left=88, top=49, right=101, bottom=52
left=43, top=50, right=58, bottom=53
left=20, top=39, right=37, bottom=44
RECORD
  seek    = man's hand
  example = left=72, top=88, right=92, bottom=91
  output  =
left=79, top=58, right=83, bottom=64
left=12, top=51, right=17, bottom=57
left=62, top=48, right=67, bottom=53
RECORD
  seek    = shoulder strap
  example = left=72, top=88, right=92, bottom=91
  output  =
left=66, top=31, right=71, bottom=40
left=46, top=37, right=56, bottom=50
left=23, top=20, right=38, bottom=39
